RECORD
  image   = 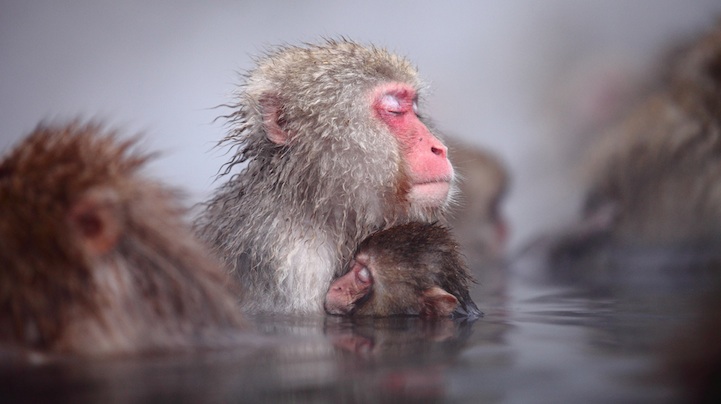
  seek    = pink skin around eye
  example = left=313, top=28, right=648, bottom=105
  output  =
left=372, top=83, right=454, bottom=207
left=378, top=94, right=404, bottom=114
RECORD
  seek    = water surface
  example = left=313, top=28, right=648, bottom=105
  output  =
left=2, top=250, right=715, bottom=403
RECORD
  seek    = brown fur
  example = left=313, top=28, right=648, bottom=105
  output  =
left=447, top=139, right=509, bottom=261
left=0, top=122, right=244, bottom=356
left=326, top=222, right=480, bottom=318
left=581, top=23, right=721, bottom=248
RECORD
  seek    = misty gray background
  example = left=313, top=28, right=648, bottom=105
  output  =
left=2, top=1, right=721, bottom=249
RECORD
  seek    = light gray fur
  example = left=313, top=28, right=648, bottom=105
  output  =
left=196, top=40, right=455, bottom=314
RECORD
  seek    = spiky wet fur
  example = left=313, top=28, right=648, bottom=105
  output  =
left=196, top=40, right=456, bottom=314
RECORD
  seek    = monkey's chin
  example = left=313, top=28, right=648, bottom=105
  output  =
left=409, top=181, right=450, bottom=208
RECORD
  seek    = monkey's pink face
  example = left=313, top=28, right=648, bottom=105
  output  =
left=373, top=83, right=454, bottom=208
left=324, top=256, right=373, bottom=315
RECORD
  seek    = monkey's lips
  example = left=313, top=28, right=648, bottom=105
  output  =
left=409, top=179, right=451, bottom=207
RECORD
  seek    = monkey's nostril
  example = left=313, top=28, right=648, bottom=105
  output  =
left=431, top=147, right=443, bottom=156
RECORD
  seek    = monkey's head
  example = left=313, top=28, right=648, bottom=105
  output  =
left=225, top=39, right=455, bottom=226
left=324, top=223, right=480, bottom=318
left=0, top=122, right=239, bottom=351
left=0, top=123, right=146, bottom=346
left=0, top=123, right=147, bottom=286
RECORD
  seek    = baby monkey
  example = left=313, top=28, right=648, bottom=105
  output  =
left=325, top=222, right=480, bottom=319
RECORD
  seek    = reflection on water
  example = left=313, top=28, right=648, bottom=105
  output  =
left=2, top=254, right=717, bottom=403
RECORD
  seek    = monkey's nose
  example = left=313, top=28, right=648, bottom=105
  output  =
left=431, top=146, right=446, bottom=157
left=422, top=133, right=447, bottom=158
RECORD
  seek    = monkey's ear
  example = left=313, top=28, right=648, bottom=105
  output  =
left=420, top=287, right=459, bottom=317
left=68, top=187, right=123, bottom=258
left=259, top=94, right=290, bottom=145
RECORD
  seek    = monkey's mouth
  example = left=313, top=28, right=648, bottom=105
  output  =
left=409, top=180, right=451, bottom=207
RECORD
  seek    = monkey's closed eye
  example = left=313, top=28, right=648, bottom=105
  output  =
left=356, top=266, right=371, bottom=284
left=379, top=94, right=404, bottom=115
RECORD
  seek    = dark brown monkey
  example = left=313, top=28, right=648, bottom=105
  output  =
left=324, top=222, right=480, bottom=319
left=447, top=139, right=509, bottom=262
left=561, top=23, right=721, bottom=251
left=0, top=122, right=244, bottom=356
left=196, top=40, right=456, bottom=314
